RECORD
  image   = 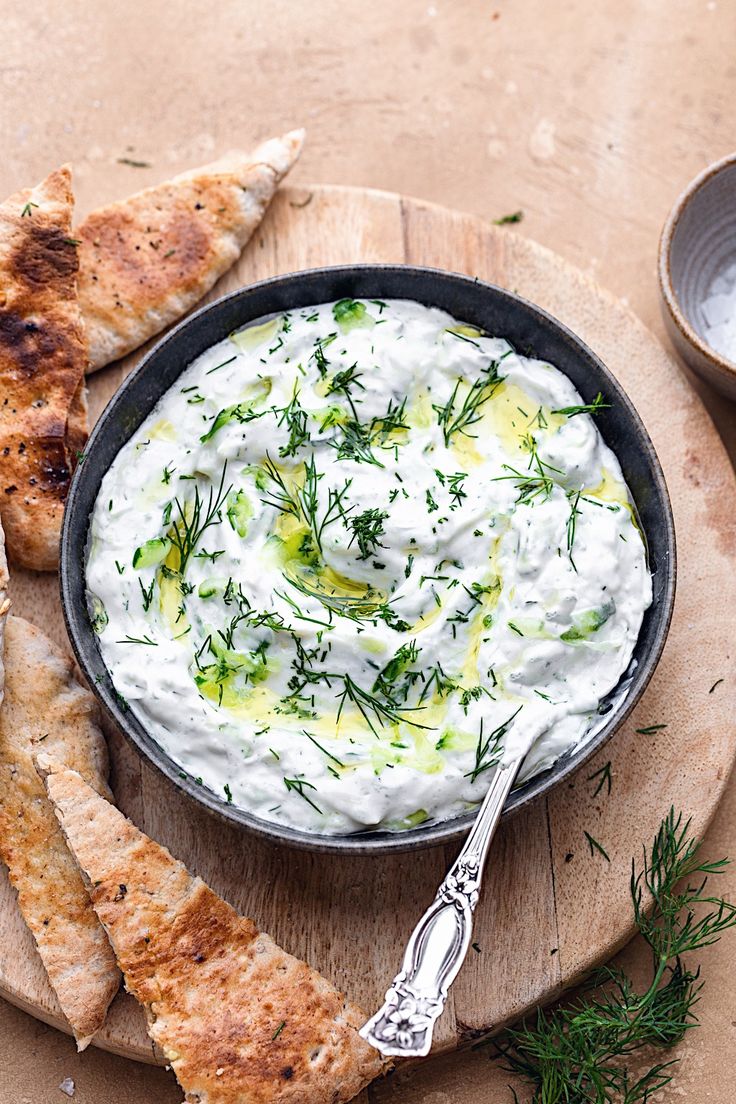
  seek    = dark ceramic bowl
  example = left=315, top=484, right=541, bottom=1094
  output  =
left=659, top=152, right=736, bottom=399
left=61, top=266, right=676, bottom=854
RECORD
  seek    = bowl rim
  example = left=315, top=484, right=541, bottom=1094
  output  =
left=658, top=149, right=736, bottom=382
left=61, top=263, right=677, bottom=855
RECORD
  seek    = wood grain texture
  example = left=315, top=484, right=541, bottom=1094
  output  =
left=0, top=184, right=734, bottom=1067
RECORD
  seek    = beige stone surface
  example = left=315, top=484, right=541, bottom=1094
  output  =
left=1, top=0, right=735, bottom=1101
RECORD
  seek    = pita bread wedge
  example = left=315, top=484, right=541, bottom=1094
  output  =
left=0, top=617, right=119, bottom=1048
left=38, top=759, right=386, bottom=1104
left=0, top=165, right=89, bottom=571
left=0, top=521, right=8, bottom=705
left=78, top=129, right=305, bottom=373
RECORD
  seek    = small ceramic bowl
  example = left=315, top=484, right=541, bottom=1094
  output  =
left=659, top=152, right=736, bottom=399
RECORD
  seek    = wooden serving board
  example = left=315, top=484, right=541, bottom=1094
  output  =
left=1, top=185, right=735, bottom=1070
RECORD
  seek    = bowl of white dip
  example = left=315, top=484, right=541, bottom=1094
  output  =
left=61, top=266, right=675, bottom=853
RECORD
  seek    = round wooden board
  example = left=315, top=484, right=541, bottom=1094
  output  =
left=1, top=185, right=735, bottom=1067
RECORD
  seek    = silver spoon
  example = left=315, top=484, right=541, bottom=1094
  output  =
left=359, top=757, right=522, bottom=1058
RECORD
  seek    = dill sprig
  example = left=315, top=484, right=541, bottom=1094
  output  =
left=633, top=808, right=736, bottom=958
left=277, top=383, right=310, bottom=457
left=588, top=761, right=613, bottom=797
left=310, top=332, right=337, bottom=378
left=283, top=572, right=383, bottom=624
left=495, top=464, right=553, bottom=505
left=326, top=363, right=365, bottom=416
left=531, top=406, right=549, bottom=430
left=566, top=490, right=582, bottom=571
left=492, top=808, right=736, bottom=1103
left=336, top=672, right=432, bottom=736
left=495, top=436, right=564, bottom=506
left=260, top=454, right=353, bottom=553
left=169, top=466, right=231, bottom=574
left=523, top=434, right=564, bottom=480
left=328, top=418, right=384, bottom=467
left=434, top=468, right=469, bottom=508
left=273, top=587, right=334, bottom=630
left=303, top=729, right=345, bottom=767
left=326, top=395, right=408, bottom=468
left=585, top=830, right=611, bottom=862
left=373, top=396, right=409, bottom=440
left=283, top=775, right=322, bottom=814
left=553, top=392, right=610, bottom=418
left=280, top=627, right=430, bottom=735
left=466, top=706, right=523, bottom=782
left=138, top=576, right=155, bottom=612
left=417, top=662, right=458, bottom=704
left=313, top=477, right=353, bottom=553
left=433, top=360, right=505, bottom=447
left=260, top=455, right=302, bottom=519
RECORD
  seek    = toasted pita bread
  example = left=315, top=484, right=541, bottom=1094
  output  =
left=78, top=129, right=305, bottom=373
left=0, top=617, right=119, bottom=1048
left=0, top=165, right=89, bottom=571
left=0, top=521, right=8, bottom=705
left=39, top=759, right=385, bottom=1104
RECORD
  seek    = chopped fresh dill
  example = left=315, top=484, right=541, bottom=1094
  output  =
left=446, top=328, right=482, bottom=349
left=138, top=577, right=155, bottom=612
left=168, top=466, right=232, bottom=575
left=276, top=382, right=310, bottom=458
left=283, top=775, right=322, bottom=814
left=530, top=406, right=548, bottom=429
left=303, top=730, right=344, bottom=767
left=566, top=489, right=582, bottom=571
left=335, top=672, right=432, bottom=736
left=494, top=434, right=564, bottom=506
left=584, top=830, right=611, bottom=861
left=206, top=354, right=237, bottom=376
left=493, top=210, right=524, bottom=225
left=432, top=360, right=504, bottom=447
left=260, top=454, right=352, bottom=554
left=588, top=760, right=613, bottom=797
left=466, top=706, right=522, bottom=782
left=553, top=392, right=610, bottom=418
left=347, top=507, right=388, bottom=560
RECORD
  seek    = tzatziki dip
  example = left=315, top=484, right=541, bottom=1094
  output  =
left=87, top=298, right=651, bottom=834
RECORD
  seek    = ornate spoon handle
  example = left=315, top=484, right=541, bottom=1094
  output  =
left=359, top=759, right=521, bottom=1058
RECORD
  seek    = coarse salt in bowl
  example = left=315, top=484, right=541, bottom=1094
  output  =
left=659, top=152, right=736, bottom=399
